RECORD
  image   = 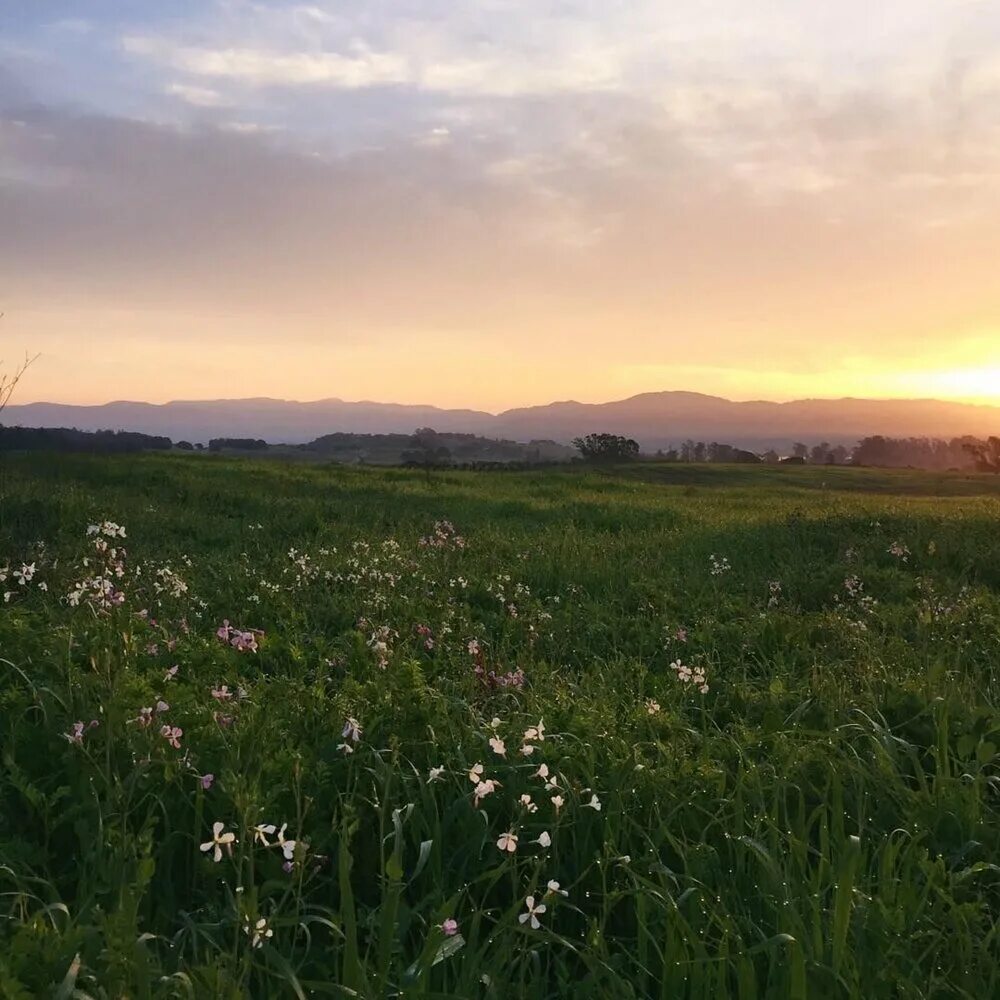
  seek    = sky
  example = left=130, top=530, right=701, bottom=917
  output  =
left=1, top=0, right=999, bottom=410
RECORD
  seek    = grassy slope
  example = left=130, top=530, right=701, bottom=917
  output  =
left=1, top=454, right=999, bottom=998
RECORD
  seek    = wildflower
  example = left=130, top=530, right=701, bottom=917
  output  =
left=546, top=879, right=568, bottom=897
left=584, top=793, right=602, bottom=811
left=519, top=793, right=537, bottom=813
left=675, top=627, right=688, bottom=642
left=254, top=823, right=277, bottom=846
left=468, top=639, right=481, bottom=656
left=534, top=763, right=550, bottom=780
left=276, top=823, right=298, bottom=861
left=518, top=895, right=546, bottom=929
left=245, top=916, right=273, bottom=949
left=342, top=717, right=362, bottom=743
left=200, top=773, right=215, bottom=790
left=13, top=563, right=35, bottom=586
left=64, top=720, right=98, bottom=745
left=428, top=765, right=446, bottom=782
left=535, top=831, right=551, bottom=847
left=473, top=779, right=500, bottom=806
left=440, top=918, right=459, bottom=937
left=645, top=698, right=660, bottom=715
left=551, top=794, right=565, bottom=811
left=155, top=700, right=170, bottom=714
left=467, top=762, right=484, bottom=783
left=212, top=684, right=233, bottom=701
left=160, top=724, right=183, bottom=749
left=488, top=736, right=506, bottom=756
left=200, top=821, right=236, bottom=862
left=496, top=831, right=518, bottom=853
left=888, top=541, right=911, bottom=562
left=136, top=707, right=154, bottom=728
left=523, top=719, right=545, bottom=742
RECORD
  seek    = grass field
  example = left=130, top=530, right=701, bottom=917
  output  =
left=2, top=453, right=1000, bottom=998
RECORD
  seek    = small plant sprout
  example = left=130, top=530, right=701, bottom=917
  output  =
left=519, top=896, right=546, bottom=929
left=200, top=822, right=236, bottom=862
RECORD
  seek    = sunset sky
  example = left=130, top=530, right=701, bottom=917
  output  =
left=2, top=1, right=999, bottom=409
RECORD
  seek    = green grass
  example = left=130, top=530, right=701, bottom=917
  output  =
left=2, top=453, right=1000, bottom=998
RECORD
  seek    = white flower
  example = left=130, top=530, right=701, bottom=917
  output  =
left=13, top=563, right=35, bottom=586
left=496, top=831, right=518, bottom=853
left=551, top=794, right=565, bottom=811
left=584, top=794, right=602, bottom=812
left=523, top=719, right=545, bottom=742
left=519, top=744, right=537, bottom=756
left=518, top=895, right=546, bottom=929
left=428, top=765, right=446, bottom=782
left=546, top=879, right=568, bottom=897
left=200, top=821, right=236, bottom=862
left=534, top=763, right=549, bottom=780
left=467, top=762, right=484, bottom=783
left=254, top=823, right=277, bottom=846
left=645, top=699, right=660, bottom=715
left=341, top=717, right=362, bottom=742
left=535, top=831, right=551, bottom=847
left=488, top=736, right=506, bottom=757
left=276, top=823, right=298, bottom=861
left=519, top=793, right=537, bottom=813
left=245, top=916, right=273, bottom=949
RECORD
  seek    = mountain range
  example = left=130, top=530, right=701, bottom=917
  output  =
left=5, top=392, right=1000, bottom=451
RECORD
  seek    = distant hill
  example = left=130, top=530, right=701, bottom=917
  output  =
left=6, top=391, right=1000, bottom=451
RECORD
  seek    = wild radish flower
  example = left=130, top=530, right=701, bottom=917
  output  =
left=254, top=823, right=277, bottom=846
left=244, top=916, right=273, bottom=949
left=546, top=879, right=568, bottom=897
left=767, top=580, right=783, bottom=607
left=155, top=700, right=169, bottom=714
left=160, top=724, right=183, bottom=749
left=13, top=563, right=35, bottom=585
left=518, top=896, right=546, bottom=929
left=584, top=793, right=602, bottom=811
left=519, top=793, right=537, bottom=813
left=200, top=821, right=236, bottom=862
left=645, top=698, right=660, bottom=715
left=888, top=541, right=911, bottom=562
left=468, top=639, right=481, bottom=656
left=534, top=763, right=550, bottom=780
left=200, top=773, right=215, bottom=790
left=276, top=824, right=298, bottom=861
left=709, top=554, right=731, bottom=576
left=337, top=742, right=354, bottom=755
left=520, top=744, right=537, bottom=756
left=467, top=762, right=484, bottom=783
left=523, top=719, right=545, bottom=742
left=342, top=717, right=362, bottom=743
left=535, top=831, right=551, bottom=847
left=473, top=779, right=499, bottom=806
left=136, top=707, right=154, bottom=728
left=212, top=684, right=233, bottom=701
left=551, top=794, right=565, bottom=811
left=428, top=765, right=446, bottom=782
left=488, top=736, right=506, bottom=756
left=64, top=720, right=98, bottom=745
left=440, top=918, right=459, bottom=937
left=496, top=831, right=518, bottom=853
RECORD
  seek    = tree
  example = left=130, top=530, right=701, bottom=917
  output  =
left=0, top=352, right=36, bottom=416
left=572, top=433, right=640, bottom=461
left=792, top=442, right=809, bottom=459
left=810, top=441, right=831, bottom=465
left=964, top=436, right=1000, bottom=473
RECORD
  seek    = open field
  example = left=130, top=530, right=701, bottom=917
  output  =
left=2, top=454, right=1000, bottom=998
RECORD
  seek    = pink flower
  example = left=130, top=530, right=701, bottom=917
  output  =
left=440, top=918, right=459, bottom=937
left=160, top=724, right=183, bottom=749
left=211, top=684, right=233, bottom=701
left=200, top=773, right=215, bottom=790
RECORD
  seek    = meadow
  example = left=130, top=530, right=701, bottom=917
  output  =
left=1, top=453, right=1000, bottom=998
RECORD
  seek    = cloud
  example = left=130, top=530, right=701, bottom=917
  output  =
left=165, top=82, right=231, bottom=107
